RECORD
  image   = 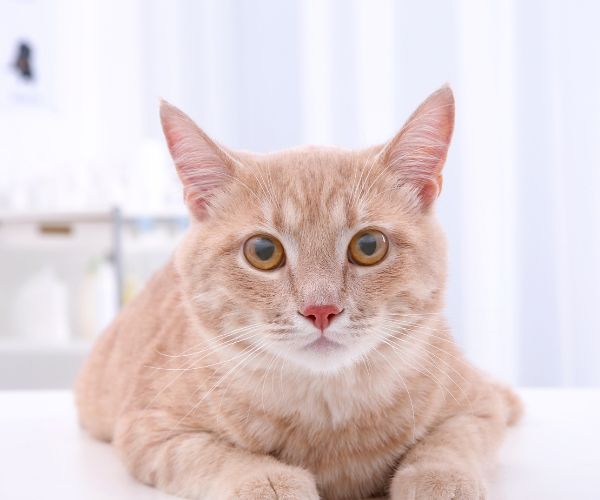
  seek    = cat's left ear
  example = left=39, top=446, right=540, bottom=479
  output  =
left=382, top=85, right=455, bottom=209
left=160, top=100, right=237, bottom=220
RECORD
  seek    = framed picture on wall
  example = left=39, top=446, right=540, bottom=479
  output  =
left=0, top=0, right=54, bottom=109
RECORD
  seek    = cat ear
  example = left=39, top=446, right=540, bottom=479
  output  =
left=382, top=85, right=455, bottom=209
left=160, top=100, right=236, bottom=219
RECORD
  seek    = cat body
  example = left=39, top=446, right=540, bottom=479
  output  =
left=76, top=87, right=521, bottom=499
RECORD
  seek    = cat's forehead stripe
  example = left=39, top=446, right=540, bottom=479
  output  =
left=282, top=197, right=301, bottom=227
left=260, top=164, right=360, bottom=234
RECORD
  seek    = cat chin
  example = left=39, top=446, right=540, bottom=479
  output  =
left=271, top=343, right=367, bottom=375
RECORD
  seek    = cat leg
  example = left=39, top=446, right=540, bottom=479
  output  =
left=113, top=410, right=319, bottom=500
left=389, top=410, right=507, bottom=500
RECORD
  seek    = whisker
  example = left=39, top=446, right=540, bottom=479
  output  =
left=142, top=325, right=268, bottom=414
left=381, top=323, right=470, bottom=365
left=260, top=350, right=280, bottom=413
left=372, top=348, right=416, bottom=442
left=155, top=325, right=267, bottom=360
left=215, top=344, right=278, bottom=426
left=143, top=333, right=265, bottom=372
left=376, top=334, right=460, bottom=406
left=382, top=320, right=457, bottom=344
left=379, top=329, right=473, bottom=411
left=154, top=323, right=266, bottom=359
left=350, top=150, right=381, bottom=210
left=386, top=311, right=445, bottom=318
left=173, top=341, right=268, bottom=431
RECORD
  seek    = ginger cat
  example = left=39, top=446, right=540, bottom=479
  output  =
left=76, top=86, right=521, bottom=499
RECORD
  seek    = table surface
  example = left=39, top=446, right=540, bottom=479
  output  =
left=1, top=389, right=598, bottom=500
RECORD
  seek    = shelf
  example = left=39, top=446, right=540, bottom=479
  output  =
left=0, top=208, right=185, bottom=370
left=0, top=339, right=94, bottom=353
left=0, top=211, right=113, bottom=225
left=0, top=210, right=188, bottom=226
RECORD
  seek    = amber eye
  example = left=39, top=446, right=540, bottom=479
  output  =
left=243, top=235, right=285, bottom=270
left=348, top=230, right=388, bottom=266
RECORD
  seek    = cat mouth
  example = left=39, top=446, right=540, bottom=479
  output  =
left=304, top=336, right=343, bottom=352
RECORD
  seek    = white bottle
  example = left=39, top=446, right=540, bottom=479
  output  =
left=13, top=267, right=70, bottom=343
left=78, top=258, right=118, bottom=339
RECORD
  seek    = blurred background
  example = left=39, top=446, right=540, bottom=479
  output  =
left=0, top=0, right=599, bottom=389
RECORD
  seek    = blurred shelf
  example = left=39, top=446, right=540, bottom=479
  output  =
left=0, top=238, right=180, bottom=252
left=0, top=210, right=188, bottom=226
left=0, top=211, right=114, bottom=225
left=0, top=339, right=94, bottom=353
left=0, top=208, right=186, bottom=390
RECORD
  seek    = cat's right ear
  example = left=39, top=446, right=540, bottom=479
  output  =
left=160, top=100, right=235, bottom=219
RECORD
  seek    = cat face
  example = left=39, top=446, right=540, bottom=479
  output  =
left=161, top=86, right=454, bottom=374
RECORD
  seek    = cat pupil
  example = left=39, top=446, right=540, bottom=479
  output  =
left=359, top=234, right=377, bottom=255
left=255, top=238, right=275, bottom=261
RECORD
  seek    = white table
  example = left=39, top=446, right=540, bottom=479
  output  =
left=0, top=389, right=598, bottom=499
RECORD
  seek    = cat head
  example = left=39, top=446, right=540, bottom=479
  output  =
left=161, top=86, right=454, bottom=374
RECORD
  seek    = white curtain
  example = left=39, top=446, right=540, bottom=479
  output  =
left=2, top=0, right=599, bottom=386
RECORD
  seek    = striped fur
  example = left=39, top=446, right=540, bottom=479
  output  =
left=76, top=86, right=521, bottom=499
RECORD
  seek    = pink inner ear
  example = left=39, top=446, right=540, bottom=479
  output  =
left=419, top=178, right=442, bottom=206
left=181, top=158, right=230, bottom=215
left=384, top=86, right=455, bottom=208
left=160, top=100, right=233, bottom=219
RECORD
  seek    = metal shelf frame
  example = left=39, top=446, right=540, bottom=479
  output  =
left=0, top=208, right=188, bottom=308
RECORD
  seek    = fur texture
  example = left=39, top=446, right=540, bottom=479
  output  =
left=76, top=86, right=521, bottom=500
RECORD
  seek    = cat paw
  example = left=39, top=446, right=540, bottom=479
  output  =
left=390, top=463, right=486, bottom=500
left=222, top=464, right=319, bottom=500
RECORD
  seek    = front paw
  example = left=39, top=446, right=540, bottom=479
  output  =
left=390, top=463, right=485, bottom=500
left=222, top=464, right=319, bottom=500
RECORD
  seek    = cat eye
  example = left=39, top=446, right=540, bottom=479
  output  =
left=243, top=235, right=285, bottom=270
left=348, top=230, right=388, bottom=266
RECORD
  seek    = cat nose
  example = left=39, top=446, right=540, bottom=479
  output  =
left=299, top=304, right=342, bottom=331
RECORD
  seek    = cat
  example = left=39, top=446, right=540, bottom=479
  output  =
left=76, top=85, right=522, bottom=500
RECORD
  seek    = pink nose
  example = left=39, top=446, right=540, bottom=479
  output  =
left=299, top=304, right=342, bottom=331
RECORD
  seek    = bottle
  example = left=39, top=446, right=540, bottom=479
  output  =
left=13, top=267, right=70, bottom=343
left=78, top=257, right=117, bottom=339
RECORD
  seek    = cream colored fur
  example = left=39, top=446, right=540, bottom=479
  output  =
left=76, top=86, right=521, bottom=500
